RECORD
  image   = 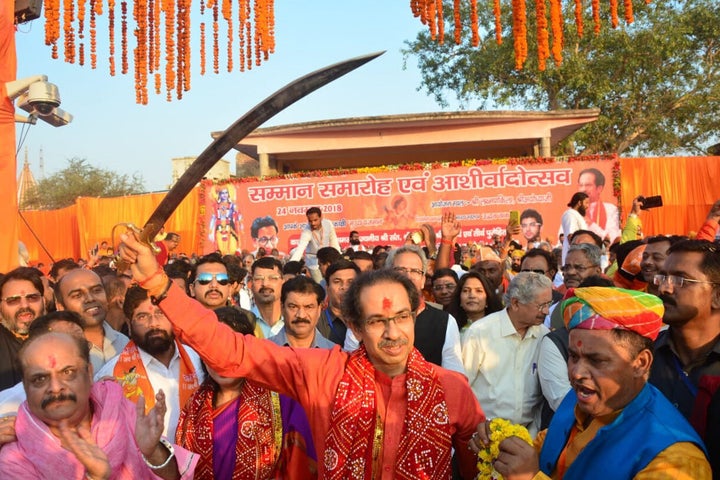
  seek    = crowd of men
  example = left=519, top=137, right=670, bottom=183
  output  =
left=0, top=198, right=717, bottom=479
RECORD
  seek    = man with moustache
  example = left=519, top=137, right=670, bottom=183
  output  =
left=431, top=268, right=459, bottom=309
left=248, top=256, right=286, bottom=338
left=561, top=192, right=590, bottom=263
left=290, top=207, right=341, bottom=283
left=54, top=269, right=129, bottom=372
left=650, top=239, right=720, bottom=476
left=95, top=286, right=204, bottom=439
left=479, top=287, right=710, bottom=479
left=0, top=268, right=46, bottom=391
left=117, top=230, right=487, bottom=478
left=269, top=275, right=335, bottom=349
left=462, top=272, right=553, bottom=436
left=0, top=329, right=197, bottom=478
left=319, top=259, right=360, bottom=347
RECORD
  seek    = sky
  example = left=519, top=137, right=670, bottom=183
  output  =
left=14, top=1, right=467, bottom=192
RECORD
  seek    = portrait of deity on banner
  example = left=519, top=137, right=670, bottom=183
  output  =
left=208, top=184, right=242, bottom=255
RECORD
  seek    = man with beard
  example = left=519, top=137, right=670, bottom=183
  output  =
left=0, top=268, right=46, bottom=391
left=651, top=239, right=720, bottom=476
left=96, top=286, right=204, bottom=439
left=319, top=259, right=360, bottom=347
left=249, top=256, right=286, bottom=338
left=462, top=272, right=552, bottom=436
left=0, top=328, right=197, bottom=478
left=55, top=269, right=129, bottom=372
left=269, top=275, right=335, bottom=349
left=348, top=230, right=366, bottom=252
left=479, top=287, right=710, bottom=479
left=561, top=192, right=590, bottom=263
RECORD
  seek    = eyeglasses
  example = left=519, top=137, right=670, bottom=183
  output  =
left=364, top=310, right=415, bottom=333
left=433, top=283, right=456, bottom=291
left=521, top=222, right=542, bottom=229
left=196, top=273, right=230, bottom=286
left=393, top=266, right=425, bottom=278
left=653, top=274, right=720, bottom=289
left=561, top=264, right=594, bottom=273
left=252, top=274, right=282, bottom=283
left=528, top=300, right=553, bottom=313
left=257, top=235, right=278, bottom=246
left=521, top=269, right=547, bottom=275
left=2, top=293, right=43, bottom=306
left=133, top=309, right=167, bottom=324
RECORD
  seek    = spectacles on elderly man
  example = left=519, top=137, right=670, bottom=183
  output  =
left=2, top=293, right=43, bottom=306
left=364, top=310, right=416, bottom=333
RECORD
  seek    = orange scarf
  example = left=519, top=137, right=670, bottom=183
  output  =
left=324, top=346, right=452, bottom=479
left=113, top=340, right=199, bottom=412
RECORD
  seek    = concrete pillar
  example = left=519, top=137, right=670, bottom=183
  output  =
left=540, top=136, right=552, bottom=157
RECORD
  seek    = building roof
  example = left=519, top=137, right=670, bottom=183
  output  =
left=214, top=109, right=600, bottom=173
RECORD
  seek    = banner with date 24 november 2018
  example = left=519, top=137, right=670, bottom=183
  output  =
left=200, top=158, right=618, bottom=256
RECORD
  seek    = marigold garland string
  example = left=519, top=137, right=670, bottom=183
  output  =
left=413, top=0, right=652, bottom=70
left=535, top=0, right=549, bottom=71
left=41, top=0, right=276, bottom=103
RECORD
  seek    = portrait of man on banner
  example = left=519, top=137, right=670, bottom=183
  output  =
left=577, top=168, right=621, bottom=242
left=208, top=184, right=242, bottom=255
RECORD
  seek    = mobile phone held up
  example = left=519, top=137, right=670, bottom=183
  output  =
left=638, top=195, right=663, bottom=210
left=509, top=210, right=520, bottom=227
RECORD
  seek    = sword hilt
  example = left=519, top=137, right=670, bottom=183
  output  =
left=111, top=223, right=161, bottom=273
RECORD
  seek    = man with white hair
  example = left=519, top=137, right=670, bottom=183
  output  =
left=462, top=272, right=553, bottom=435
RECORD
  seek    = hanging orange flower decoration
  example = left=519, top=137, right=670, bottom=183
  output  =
left=417, top=0, right=651, bottom=70
left=535, top=0, right=549, bottom=71
left=42, top=0, right=276, bottom=103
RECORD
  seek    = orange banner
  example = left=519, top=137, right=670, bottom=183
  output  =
left=200, top=157, right=619, bottom=255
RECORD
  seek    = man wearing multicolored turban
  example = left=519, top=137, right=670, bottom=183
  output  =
left=475, top=287, right=711, bottom=479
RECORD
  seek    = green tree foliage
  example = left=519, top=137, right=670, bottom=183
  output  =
left=403, top=0, right=720, bottom=155
left=22, top=158, right=145, bottom=210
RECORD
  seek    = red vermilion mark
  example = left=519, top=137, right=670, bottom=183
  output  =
left=382, top=297, right=392, bottom=310
left=48, top=355, right=56, bottom=368
left=576, top=340, right=582, bottom=348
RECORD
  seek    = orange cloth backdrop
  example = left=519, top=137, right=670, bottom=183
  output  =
left=19, top=189, right=199, bottom=265
left=619, top=157, right=720, bottom=237
left=15, top=156, right=719, bottom=268
left=0, top=0, right=20, bottom=272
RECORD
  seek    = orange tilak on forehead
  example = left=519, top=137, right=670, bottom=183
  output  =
left=382, top=297, right=393, bottom=312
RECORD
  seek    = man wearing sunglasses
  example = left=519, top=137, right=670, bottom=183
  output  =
left=0, top=267, right=47, bottom=390
left=651, top=239, right=720, bottom=476
left=188, top=253, right=234, bottom=310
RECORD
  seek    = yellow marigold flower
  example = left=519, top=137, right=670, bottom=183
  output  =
left=476, top=418, right=533, bottom=480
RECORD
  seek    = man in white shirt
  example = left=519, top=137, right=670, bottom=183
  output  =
left=289, top=207, right=341, bottom=282
left=461, top=272, right=552, bottom=436
left=248, top=256, right=285, bottom=338
left=95, top=286, right=204, bottom=439
left=561, top=192, right=590, bottom=263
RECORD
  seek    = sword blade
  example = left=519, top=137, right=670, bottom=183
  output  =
left=139, top=51, right=384, bottom=244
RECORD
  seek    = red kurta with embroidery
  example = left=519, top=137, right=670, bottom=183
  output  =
left=160, top=283, right=484, bottom=479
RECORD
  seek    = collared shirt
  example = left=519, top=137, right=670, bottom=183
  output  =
left=89, top=322, right=130, bottom=373
left=289, top=219, right=341, bottom=267
left=95, top=341, right=205, bottom=440
left=251, top=305, right=284, bottom=338
left=159, top=282, right=484, bottom=479
left=650, top=329, right=720, bottom=418
left=268, top=327, right=336, bottom=349
left=319, top=307, right=347, bottom=346
left=461, top=308, right=548, bottom=435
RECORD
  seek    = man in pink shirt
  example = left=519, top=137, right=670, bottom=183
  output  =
left=119, top=232, right=486, bottom=479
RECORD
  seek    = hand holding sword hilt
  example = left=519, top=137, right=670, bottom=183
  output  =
left=112, top=223, right=160, bottom=272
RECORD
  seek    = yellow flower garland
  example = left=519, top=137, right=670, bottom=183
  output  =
left=476, top=418, right=533, bottom=480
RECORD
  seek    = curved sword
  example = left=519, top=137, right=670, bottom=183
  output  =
left=128, top=51, right=384, bottom=249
